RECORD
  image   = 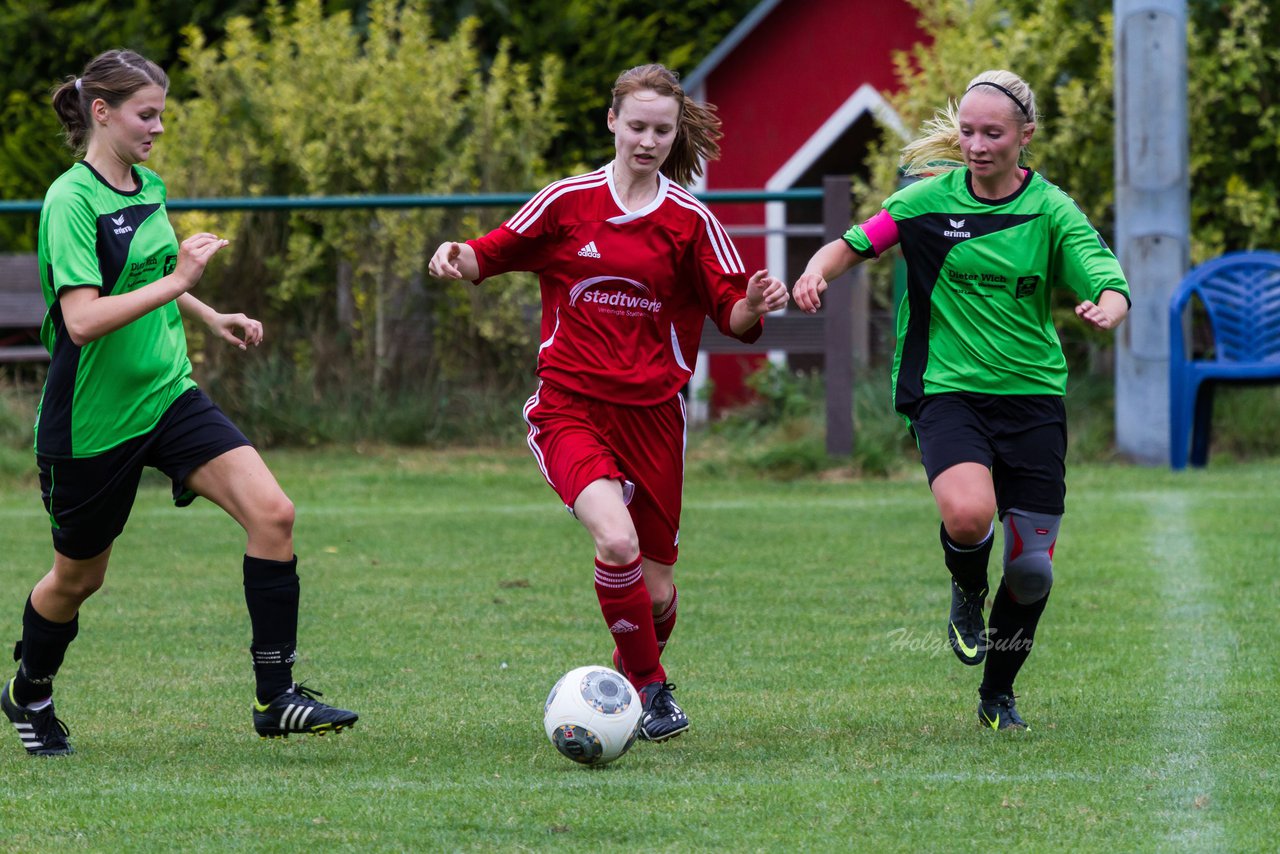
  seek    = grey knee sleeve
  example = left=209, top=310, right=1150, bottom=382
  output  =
left=1001, top=509, right=1061, bottom=603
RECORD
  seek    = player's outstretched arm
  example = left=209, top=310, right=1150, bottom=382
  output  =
left=429, top=241, right=480, bottom=281
left=792, top=239, right=864, bottom=314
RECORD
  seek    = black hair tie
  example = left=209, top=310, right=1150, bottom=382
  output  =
left=966, top=81, right=1031, bottom=121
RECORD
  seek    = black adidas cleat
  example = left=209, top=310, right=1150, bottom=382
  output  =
left=253, top=682, right=358, bottom=739
left=637, top=681, right=689, bottom=742
left=948, top=581, right=989, bottom=666
left=978, top=693, right=1028, bottom=731
left=2, top=679, right=73, bottom=756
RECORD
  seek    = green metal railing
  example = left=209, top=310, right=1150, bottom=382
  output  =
left=0, top=188, right=824, bottom=215
left=0, top=181, right=858, bottom=455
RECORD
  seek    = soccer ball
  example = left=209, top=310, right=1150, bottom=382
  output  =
left=543, top=665, right=642, bottom=766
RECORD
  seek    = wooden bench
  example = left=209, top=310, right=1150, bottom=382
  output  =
left=0, top=253, right=50, bottom=363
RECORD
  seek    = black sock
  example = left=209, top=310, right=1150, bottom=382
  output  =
left=940, top=522, right=994, bottom=593
left=980, top=580, right=1050, bottom=698
left=12, top=595, right=79, bottom=706
left=243, top=555, right=300, bottom=703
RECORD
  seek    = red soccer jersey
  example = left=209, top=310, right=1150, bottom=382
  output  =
left=467, top=163, right=763, bottom=406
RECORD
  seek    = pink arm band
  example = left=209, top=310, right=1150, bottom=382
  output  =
left=861, top=209, right=900, bottom=257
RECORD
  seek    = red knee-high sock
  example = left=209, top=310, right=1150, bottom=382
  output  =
left=595, top=556, right=664, bottom=687
left=653, top=585, right=678, bottom=657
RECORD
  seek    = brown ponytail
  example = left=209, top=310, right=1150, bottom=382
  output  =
left=52, top=50, right=168, bottom=154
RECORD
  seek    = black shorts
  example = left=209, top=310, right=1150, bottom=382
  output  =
left=37, top=387, right=252, bottom=560
left=910, top=392, right=1066, bottom=516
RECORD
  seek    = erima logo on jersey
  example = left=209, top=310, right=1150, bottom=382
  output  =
left=944, top=217, right=970, bottom=239
left=110, top=214, right=133, bottom=236
left=577, top=241, right=601, bottom=259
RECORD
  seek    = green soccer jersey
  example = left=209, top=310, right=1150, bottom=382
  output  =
left=35, top=162, right=196, bottom=457
left=844, top=168, right=1129, bottom=417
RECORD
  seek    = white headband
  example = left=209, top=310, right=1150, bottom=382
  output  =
left=75, top=78, right=83, bottom=93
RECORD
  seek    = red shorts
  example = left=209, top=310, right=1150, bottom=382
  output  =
left=523, top=381, right=686, bottom=565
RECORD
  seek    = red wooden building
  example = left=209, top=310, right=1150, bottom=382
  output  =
left=683, top=0, right=923, bottom=418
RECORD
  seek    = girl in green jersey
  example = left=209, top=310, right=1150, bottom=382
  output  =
left=2, top=50, right=357, bottom=755
left=793, top=70, right=1129, bottom=731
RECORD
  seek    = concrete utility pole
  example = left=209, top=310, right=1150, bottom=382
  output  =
left=1113, top=0, right=1190, bottom=464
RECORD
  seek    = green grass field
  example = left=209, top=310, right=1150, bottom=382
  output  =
left=0, top=446, right=1276, bottom=851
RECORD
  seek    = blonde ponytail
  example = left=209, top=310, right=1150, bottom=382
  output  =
left=900, top=100, right=964, bottom=177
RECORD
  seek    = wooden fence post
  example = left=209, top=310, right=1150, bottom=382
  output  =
left=823, top=176, right=854, bottom=456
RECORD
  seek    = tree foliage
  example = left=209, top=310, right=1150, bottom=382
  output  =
left=6, top=0, right=1277, bottom=410
left=152, top=0, right=561, bottom=392
left=0, top=0, right=277, bottom=248
left=859, top=0, right=1116, bottom=234
left=1187, top=0, right=1280, bottom=261
left=862, top=0, right=1280, bottom=264
left=0, top=0, right=760, bottom=233
left=430, top=0, right=760, bottom=168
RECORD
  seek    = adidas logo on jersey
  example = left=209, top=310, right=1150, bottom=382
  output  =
left=609, top=618, right=640, bottom=634
left=577, top=241, right=601, bottom=259
left=944, top=217, right=970, bottom=239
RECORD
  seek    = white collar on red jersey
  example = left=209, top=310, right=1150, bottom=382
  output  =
left=605, top=160, right=671, bottom=224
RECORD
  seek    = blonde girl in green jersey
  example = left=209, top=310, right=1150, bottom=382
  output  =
left=793, top=70, right=1129, bottom=731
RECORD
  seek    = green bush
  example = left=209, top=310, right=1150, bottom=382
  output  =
left=1203, top=385, right=1280, bottom=461
left=691, top=363, right=916, bottom=480
left=205, top=353, right=529, bottom=448
left=152, top=0, right=561, bottom=396
left=1064, top=374, right=1119, bottom=463
left=0, top=383, right=36, bottom=484
left=692, top=360, right=1280, bottom=479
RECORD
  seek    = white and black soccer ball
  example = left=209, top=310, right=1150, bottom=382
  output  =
left=543, top=665, right=642, bottom=766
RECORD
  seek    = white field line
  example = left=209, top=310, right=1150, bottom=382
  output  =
left=1150, top=492, right=1225, bottom=851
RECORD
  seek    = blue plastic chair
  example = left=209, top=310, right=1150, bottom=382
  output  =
left=1169, top=250, right=1280, bottom=469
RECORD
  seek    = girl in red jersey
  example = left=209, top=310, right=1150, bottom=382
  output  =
left=430, top=63, right=788, bottom=741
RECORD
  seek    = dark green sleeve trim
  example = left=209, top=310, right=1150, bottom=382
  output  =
left=843, top=235, right=875, bottom=259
